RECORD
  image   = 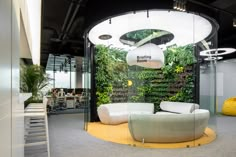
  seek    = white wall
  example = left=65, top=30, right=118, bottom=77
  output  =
left=0, top=1, right=22, bottom=157
left=20, top=14, right=31, bottom=59
left=0, top=1, right=12, bottom=157
left=19, top=0, right=32, bottom=53
left=12, top=1, right=24, bottom=157
left=19, top=0, right=42, bottom=65
left=200, top=62, right=216, bottom=114
left=200, top=59, right=236, bottom=112
left=216, top=59, right=236, bottom=112
left=46, top=71, right=77, bottom=88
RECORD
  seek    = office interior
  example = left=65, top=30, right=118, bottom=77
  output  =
left=1, top=0, right=236, bottom=157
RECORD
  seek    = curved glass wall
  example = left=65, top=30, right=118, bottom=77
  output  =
left=84, top=10, right=218, bottom=148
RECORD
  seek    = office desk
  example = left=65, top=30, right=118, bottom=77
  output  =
left=46, top=95, right=80, bottom=109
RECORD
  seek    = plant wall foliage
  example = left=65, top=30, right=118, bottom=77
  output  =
left=95, top=44, right=197, bottom=110
left=95, top=45, right=128, bottom=106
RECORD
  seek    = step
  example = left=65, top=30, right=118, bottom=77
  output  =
left=25, top=141, right=47, bottom=147
left=25, top=127, right=46, bottom=131
left=26, top=132, right=46, bottom=137
left=25, top=135, right=46, bottom=140
left=28, top=119, right=45, bottom=123
left=26, top=123, right=45, bottom=127
left=25, top=122, right=45, bottom=126
left=25, top=146, right=47, bottom=152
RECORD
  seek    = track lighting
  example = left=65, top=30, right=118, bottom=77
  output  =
left=173, top=0, right=187, bottom=12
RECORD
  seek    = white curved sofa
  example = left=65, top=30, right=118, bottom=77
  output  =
left=128, top=101, right=209, bottom=143
left=158, top=101, right=199, bottom=114
left=97, top=103, right=154, bottom=125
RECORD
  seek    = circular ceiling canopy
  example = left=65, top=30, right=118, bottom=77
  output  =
left=88, top=10, right=213, bottom=50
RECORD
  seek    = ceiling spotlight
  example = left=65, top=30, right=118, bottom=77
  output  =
left=182, top=4, right=186, bottom=12
left=233, top=18, right=236, bottom=27
left=173, top=1, right=177, bottom=9
left=98, top=34, right=112, bottom=40
left=173, top=0, right=187, bottom=12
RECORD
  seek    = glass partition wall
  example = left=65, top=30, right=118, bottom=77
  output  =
left=46, top=54, right=78, bottom=89
left=84, top=10, right=218, bottom=148
left=45, top=54, right=85, bottom=113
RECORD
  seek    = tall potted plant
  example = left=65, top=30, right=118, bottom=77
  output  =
left=20, top=65, right=50, bottom=101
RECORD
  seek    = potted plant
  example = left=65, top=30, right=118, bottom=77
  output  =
left=20, top=65, right=50, bottom=107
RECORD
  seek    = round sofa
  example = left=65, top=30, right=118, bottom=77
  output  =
left=128, top=101, right=209, bottom=143
left=97, top=103, right=154, bottom=125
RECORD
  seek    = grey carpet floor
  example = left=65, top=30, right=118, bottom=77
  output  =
left=48, top=114, right=236, bottom=157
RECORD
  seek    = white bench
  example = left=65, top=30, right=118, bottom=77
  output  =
left=97, top=103, right=154, bottom=125
left=156, top=101, right=199, bottom=114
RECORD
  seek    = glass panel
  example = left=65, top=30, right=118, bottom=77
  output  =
left=46, top=54, right=77, bottom=89
left=85, top=10, right=218, bottom=148
left=44, top=54, right=84, bottom=114
left=83, top=38, right=91, bottom=131
left=197, top=14, right=218, bottom=147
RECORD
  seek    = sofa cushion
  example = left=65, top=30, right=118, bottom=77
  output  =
left=160, top=101, right=199, bottom=114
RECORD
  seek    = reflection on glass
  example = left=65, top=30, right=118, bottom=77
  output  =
left=46, top=71, right=76, bottom=88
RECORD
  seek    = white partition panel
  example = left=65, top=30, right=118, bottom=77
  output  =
left=0, top=1, right=13, bottom=157
left=12, top=1, right=22, bottom=157
left=0, top=1, right=21, bottom=157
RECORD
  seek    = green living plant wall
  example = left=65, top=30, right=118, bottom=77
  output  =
left=95, top=45, right=128, bottom=106
left=95, top=44, right=197, bottom=111
left=129, top=45, right=197, bottom=111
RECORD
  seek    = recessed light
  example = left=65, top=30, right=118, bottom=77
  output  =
left=98, top=34, right=112, bottom=40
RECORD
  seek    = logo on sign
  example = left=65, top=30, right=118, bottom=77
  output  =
left=137, top=55, right=151, bottom=62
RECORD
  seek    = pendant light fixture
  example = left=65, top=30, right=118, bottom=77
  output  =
left=126, top=43, right=164, bottom=69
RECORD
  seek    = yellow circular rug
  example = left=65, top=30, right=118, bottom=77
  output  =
left=87, top=122, right=216, bottom=148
